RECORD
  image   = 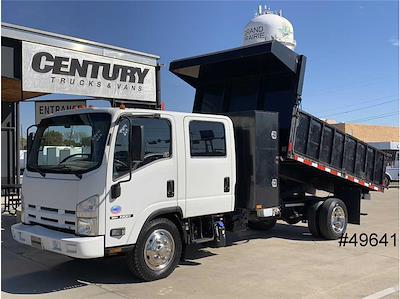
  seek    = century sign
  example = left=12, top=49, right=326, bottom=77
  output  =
left=22, top=42, right=156, bottom=102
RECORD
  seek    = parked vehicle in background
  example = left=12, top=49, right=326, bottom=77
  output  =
left=369, top=142, right=399, bottom=188
left=386, top=154, right=399, bottom=186
left=20, top=150, right=27, bottom=174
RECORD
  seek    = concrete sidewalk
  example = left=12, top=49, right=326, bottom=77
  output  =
left=2, top=188, right=399, bottom=298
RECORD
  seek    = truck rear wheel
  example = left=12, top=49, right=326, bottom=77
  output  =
left=248, top=218, right=277, bottom=231
left=318, top=198, right=348, bottom=240
left=127, top=218, right=182, bottom=281
left=307, top=201, right=323, bottom=237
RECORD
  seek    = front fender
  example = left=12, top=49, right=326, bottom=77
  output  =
left=126, top=203, right=183, bottom=245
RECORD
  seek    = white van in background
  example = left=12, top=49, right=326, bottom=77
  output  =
left=20, top=150, right=27, bottom=174
left=368, top=142, right=399, bottom=187
left=385, top=151, right=399, bottom=186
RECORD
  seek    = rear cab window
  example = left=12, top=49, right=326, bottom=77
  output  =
left=189, top=120, right=226, bottom=157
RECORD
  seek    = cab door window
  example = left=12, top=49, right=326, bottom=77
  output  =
left=113, top=117, right=171, bottom=180
left=132, top=118, right=171, bottom=165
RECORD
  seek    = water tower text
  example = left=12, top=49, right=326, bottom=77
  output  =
left=244, top=26, right=265, bottom=41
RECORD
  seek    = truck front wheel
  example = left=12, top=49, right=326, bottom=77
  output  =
left=127, top=218, right=182, bottom=281
left=318, top=198, right=348, bottom=240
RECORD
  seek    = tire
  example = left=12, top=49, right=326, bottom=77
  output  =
left=383, top=174, right=390, bottom=188
left=318, top=198, right=348, bottom=240
left=307, top=201, right=323, bottom=237
left=248, top=218, right=277, bottom=231
left=126, top=218, right=182, bottom=281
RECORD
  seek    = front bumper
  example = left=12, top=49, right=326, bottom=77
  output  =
left=11, top=223, right=104, bottom=259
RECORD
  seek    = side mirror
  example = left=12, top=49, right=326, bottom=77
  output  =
left=26, top=124, right=38, bottom=161
left=27, top=132, right=35, bottom=159
left=131, top=125, right=144, bottom=162
left=111, top=183, right=121, bottom=199
left=27, top=132, right=35, bottom=152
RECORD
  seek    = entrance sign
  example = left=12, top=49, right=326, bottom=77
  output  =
left=22, top=42, right=156, bottom=102
left=35, top=100, right=86, bottom=124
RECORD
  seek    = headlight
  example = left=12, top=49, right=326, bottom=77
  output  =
left=76, top=196, right=98, bottom=218
left=76, top=195, right=99, bottom=236
left=77, top=218, right=98, bottom=236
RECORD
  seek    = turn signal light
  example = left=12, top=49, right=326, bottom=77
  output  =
left=109, top=247, right=122, bottom=254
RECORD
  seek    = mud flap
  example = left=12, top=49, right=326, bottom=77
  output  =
left=334, top=185, right=361, bottom=225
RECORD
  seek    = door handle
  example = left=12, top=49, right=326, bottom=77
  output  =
left=167, top=180, right=174, bottom=198
left=224, top=177, right=230, bottom=192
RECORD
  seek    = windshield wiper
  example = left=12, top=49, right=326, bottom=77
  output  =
left=56, top=165, right=83, bottom=179
left=30, top=166, right=46, bottom=178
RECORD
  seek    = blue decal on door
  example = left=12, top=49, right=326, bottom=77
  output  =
left=111, top=205, right=122, bottom=215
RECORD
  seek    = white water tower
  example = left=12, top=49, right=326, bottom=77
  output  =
left=243, top=5, right=296, bottom=50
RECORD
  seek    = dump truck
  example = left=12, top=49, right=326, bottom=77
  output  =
left=12, top=41, right=386, bottom=281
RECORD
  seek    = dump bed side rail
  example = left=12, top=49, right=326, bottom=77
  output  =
left=287, top=109, right=386, bottom=192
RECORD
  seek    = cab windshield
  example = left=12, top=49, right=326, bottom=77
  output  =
left=27, top=113, right=111, bottom=175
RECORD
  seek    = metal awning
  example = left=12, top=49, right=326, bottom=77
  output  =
left=2, top=22, right=159, bottom=67
left=1, top=23, right=160, bottom=104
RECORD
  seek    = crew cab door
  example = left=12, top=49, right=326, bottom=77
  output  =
left=184, top=116, right=235, bottom=217
left=106, top=115, right=177, bottom=247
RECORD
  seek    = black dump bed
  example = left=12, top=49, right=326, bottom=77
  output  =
left=170, top=40, right=386, bottom=193
left=288, top=110, right=386, bottom=192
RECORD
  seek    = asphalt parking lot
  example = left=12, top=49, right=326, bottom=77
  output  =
left=2, top=187, right=399, bottom=299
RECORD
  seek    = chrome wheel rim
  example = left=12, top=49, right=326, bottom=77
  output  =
left=144, top=229, right=175, bottom=271
left=331, top=206, right=346, bottom=234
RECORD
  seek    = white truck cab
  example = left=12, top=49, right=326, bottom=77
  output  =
left=12, top=107, right=236, bottom=280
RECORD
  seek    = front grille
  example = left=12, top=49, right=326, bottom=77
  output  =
left=26, top=204, right=76, bottom=231
left=41, top=216, right=58, bottom=223
left=41, top=206, right=58, bottom=213
left=30, top=221, right=75, bottom=235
